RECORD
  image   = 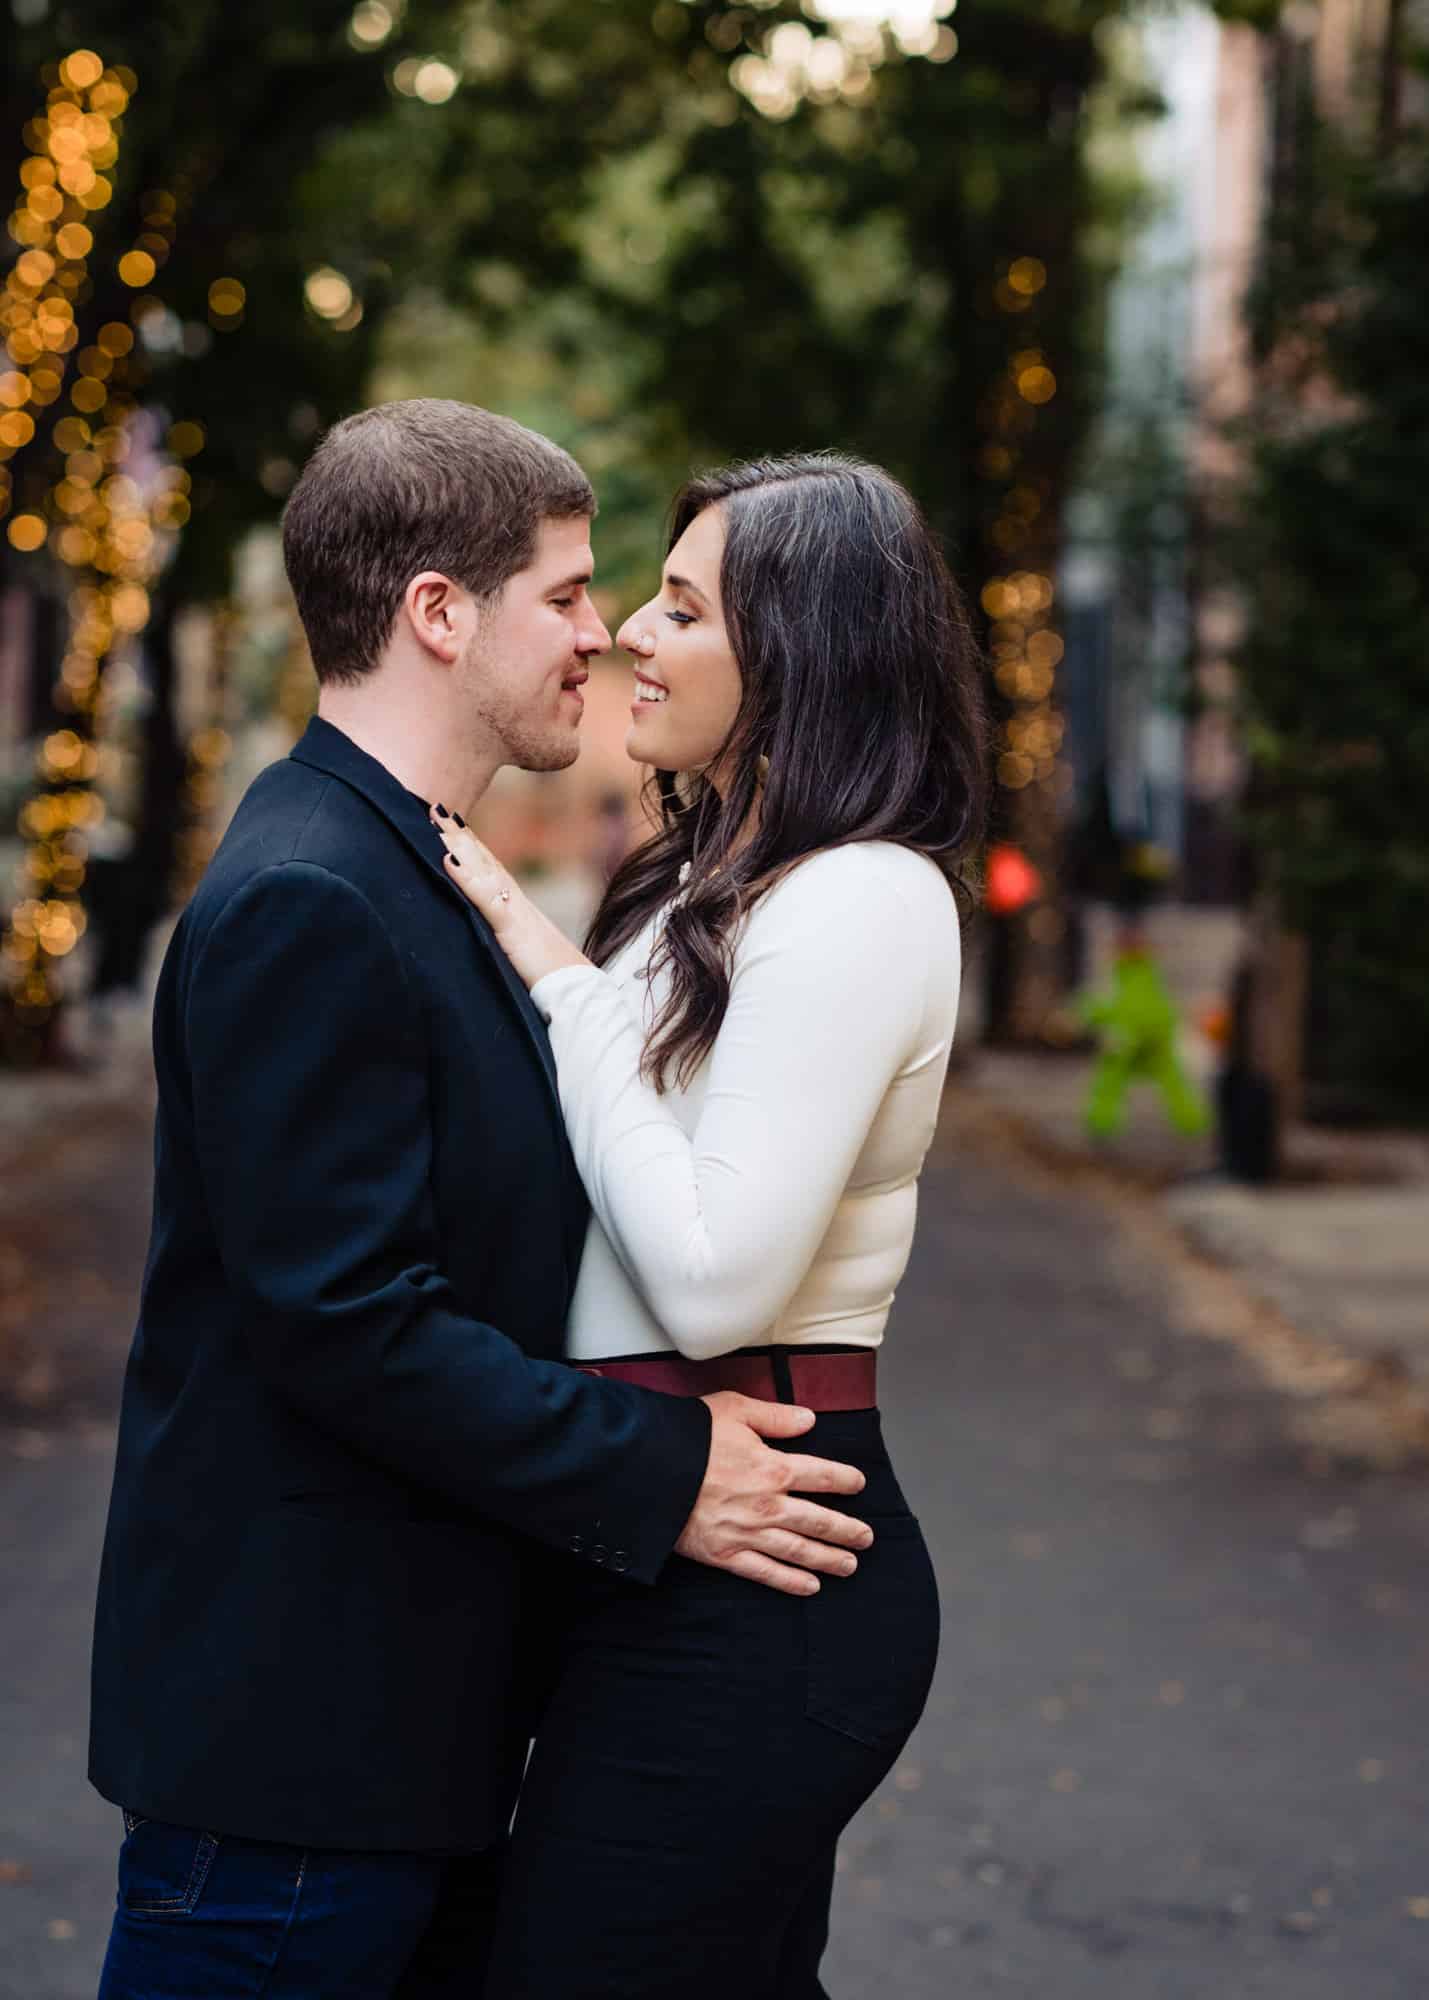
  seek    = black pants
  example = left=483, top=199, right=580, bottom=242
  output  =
left=484, top=1410, right=939, bottom=1998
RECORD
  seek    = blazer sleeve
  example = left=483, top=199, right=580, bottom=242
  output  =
left=530, top=846, right=956, bottom=1359
left=184, top=860, right=709, bottom=1584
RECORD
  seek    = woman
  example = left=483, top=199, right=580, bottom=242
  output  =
left=436, top=453, right=987, bottom=1996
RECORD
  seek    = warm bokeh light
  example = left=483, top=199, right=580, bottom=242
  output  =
left=208, top=277, right=246, bottom=316
left=1009, top=257, right=1047, bottom=295
left=55, top=222, right=95, bottom=260
left=304, top=266, right=354, bottom=319
left=117, top=249, right=157, bottom=287
left=60, top=48, right=105, bottom=91
left=17, top=248, right=56, bottom=287
left=413, top=60, right=459, bottom=103
left=0, top=411, right=36, bottom=448
left=732, top=0, right=959, bottom=114
left=349, top=2, right=395, bottom=48
left=167, top=421, right=206, bottom=457
left=7, top=512, right=47, bottom=551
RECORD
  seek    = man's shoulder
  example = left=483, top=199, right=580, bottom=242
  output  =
left=197, top=754, right=417, bottom=914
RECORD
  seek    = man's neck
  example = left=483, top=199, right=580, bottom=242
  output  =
left=317, top=685, right=496, bottom=822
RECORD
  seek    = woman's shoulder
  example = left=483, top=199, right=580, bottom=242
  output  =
left=739, top=843, right=958, bottom=966
left=759, top=840, right=955, bottom=919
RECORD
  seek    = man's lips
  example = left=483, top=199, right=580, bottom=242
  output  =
left=561, top=669, right=589, bottom=693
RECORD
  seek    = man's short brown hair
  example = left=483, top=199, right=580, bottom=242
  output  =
left=281, top=399, right=595, bottom=685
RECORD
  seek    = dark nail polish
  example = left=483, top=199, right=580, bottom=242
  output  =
left=452, top=813, right=467, bottom=829
left=449, top=854, right=460, bottom=867
left=435, top=802, right=449, bottom=818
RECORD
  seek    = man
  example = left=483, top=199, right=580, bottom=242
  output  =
left=91, top=400, right=869, bottom=1996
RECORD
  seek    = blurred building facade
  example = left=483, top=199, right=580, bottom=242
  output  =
left=1061, top=0, right=1422, bottom=922
left=1059, top=2, right=1260, bottom=906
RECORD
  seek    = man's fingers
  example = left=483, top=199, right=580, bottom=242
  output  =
left=705, top=1392, right=815, bottom=1438
left=718, top=1549, right=822, bottom=1598
left=751, top=1530, right=859, bottom=1576
left=773, top=1500, right=874, bottom=1551
left=776, top=1451, right=867, bottom=1497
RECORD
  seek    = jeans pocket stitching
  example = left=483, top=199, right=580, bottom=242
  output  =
left=126, top=1830, right=221, bottom=1916
left=121, top=1811, right=150, bottom=1836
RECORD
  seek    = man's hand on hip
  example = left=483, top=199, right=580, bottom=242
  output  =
left=674, top=1392, right=873, bottom=1597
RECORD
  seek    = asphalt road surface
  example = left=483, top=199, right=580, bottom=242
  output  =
left=3, top=1082, right=1428, bottom=1998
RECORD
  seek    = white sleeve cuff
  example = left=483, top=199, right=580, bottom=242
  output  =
left=530, top=962, right=608, bottom=1024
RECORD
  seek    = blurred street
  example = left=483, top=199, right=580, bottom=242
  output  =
left=4, top=1062, right=1429, bottom=1998
left=2, top=2, right=1428, bottom=1994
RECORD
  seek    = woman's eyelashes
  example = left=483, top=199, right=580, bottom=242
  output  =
left=665, top=609, right=696, bottom=627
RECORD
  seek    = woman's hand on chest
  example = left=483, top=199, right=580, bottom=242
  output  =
left=429, top=805, right=590, bottom=990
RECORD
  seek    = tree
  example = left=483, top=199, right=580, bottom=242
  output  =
left=408, top=0, right=1158, bottom=1035
left=0, top=4, right=409, bottom=1050
left=1224, top=113, right=1429, bottom=1118
left=2, top=0, right=1163, bottom=1054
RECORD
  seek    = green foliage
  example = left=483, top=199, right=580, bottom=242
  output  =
left=1226, top=125, right=1429, bottom=1114
left=0, top=0, right=1174, bottom=1028
left=2, top=0, right=1161, bottom=618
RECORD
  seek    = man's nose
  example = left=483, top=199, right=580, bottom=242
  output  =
left=577, top=606, right=612, bottom=659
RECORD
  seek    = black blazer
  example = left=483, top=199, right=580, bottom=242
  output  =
left=89, top=717, right=710, bottom=1854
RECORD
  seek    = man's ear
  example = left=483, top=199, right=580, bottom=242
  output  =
left=401, top=572, right=477, bottom=666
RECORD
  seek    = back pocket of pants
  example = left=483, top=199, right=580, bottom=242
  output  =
left=119, top=1819, right=222, bottom=1917
left=804, top=1514, right=940, bottom=1753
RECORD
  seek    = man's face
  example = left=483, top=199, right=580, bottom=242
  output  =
left=454, top=515, right=610, bottom=773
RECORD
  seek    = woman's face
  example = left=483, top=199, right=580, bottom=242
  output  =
left=616, top=504, right=743, bottom=778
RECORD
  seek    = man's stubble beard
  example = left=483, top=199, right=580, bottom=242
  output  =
left=458, top=631, right=581, bottom=775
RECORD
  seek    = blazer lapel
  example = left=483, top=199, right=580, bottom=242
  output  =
left=289, top=717, right=560, bottom=1102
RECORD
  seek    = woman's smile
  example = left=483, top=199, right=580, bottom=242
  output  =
left=632, top=668, right=669, bottom=713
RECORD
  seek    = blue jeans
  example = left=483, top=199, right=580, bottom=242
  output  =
left=98, top=1812, right=503, bottom=1998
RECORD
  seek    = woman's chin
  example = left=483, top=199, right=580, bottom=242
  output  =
left=625, top=719, right=668, bottom=765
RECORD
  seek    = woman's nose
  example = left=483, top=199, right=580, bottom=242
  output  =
left=616, top=608, right=657, bottom=658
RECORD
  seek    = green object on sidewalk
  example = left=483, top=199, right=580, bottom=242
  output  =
left=1077, top=948, right=1211, bottom=1141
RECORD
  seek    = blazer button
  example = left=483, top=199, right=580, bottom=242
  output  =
left=611, top=1550, right=630, bottom=1572
left=569, top=1535, right=586, bottom=1554
left=591, top=1545, right=609, bottom=1565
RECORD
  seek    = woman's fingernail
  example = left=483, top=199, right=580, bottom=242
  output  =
left=449, top=854, right=460, bottom=867
left=452, top=813, right=466, bottom=829
left=435, top=802, right=449, bottom=818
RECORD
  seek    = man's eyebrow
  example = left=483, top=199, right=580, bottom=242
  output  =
left=546, top=569, right=594, bottom=594
left=665, top=571, right=710, bottom=607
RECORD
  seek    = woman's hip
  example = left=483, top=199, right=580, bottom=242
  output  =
left=529, top=1405, right=937, bottom=1754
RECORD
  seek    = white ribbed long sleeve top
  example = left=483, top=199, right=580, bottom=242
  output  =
left=529, top=840, right=962, bottom=1363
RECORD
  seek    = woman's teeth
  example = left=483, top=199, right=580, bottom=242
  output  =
left=635, top=677, right=668, bottom=704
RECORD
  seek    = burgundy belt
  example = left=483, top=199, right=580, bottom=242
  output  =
left=576, top=1349, right=876, bottom=1411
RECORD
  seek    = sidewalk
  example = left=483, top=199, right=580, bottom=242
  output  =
left=0, top=992, right=156, bottom=1421
left=953, top=1044, right=1429, bottom=1422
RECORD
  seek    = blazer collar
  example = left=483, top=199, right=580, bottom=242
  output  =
left=289, top=716, right=560, bottom=1100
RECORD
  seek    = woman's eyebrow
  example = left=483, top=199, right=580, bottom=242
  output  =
left=665, top=571, right=710, bottom=607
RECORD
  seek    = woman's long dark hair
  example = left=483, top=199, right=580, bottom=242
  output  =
left=586, top=453, right=990, bottom=1090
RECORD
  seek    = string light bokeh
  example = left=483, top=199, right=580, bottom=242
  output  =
left=1, top=50, right=209, bottom=1048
